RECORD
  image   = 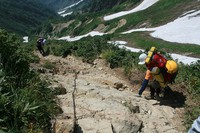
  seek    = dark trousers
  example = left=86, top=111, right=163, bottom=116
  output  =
left=150, top=80, right=161, bottom=97
left=36, top=44, right=45, bottom=55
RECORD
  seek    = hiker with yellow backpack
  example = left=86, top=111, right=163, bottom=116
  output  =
left=136, top=47, right=178, bottom=100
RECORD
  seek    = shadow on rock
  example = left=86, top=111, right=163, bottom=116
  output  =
left=158, top=90, right=186, bottom=108
left=74, top=124, right=83, bottom=133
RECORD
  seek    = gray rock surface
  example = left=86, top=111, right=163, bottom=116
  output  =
left=35, top=54, right=185, bottom=133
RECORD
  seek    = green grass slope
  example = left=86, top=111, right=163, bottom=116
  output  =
left=0, top=0, right=58, bottom=35
left=52, top=0, right=199, bottom=35
left=50, top=0, right=200, bottom=57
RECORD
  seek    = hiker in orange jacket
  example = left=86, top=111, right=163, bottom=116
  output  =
left=136, top=47, right=178, bottom=99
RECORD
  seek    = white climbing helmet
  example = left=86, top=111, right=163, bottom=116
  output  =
left=138, top=53, right=147, bottom=65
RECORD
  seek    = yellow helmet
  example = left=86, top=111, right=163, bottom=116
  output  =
left=166, top=60, right=178, bottom=74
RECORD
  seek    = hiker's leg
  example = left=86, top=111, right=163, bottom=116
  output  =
left=40, top=46, right=45, bottom=55
left=37, top=45, right=43, bottom=54
left=150, top=86, right=155, bottom=98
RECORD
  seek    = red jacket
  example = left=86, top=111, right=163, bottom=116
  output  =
left=146, top=53, right=167, bottom=70
left=146, top=53, right=173, bottom=83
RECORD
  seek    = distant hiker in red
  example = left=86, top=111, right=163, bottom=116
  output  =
left=135, top=47, right=178, bottom=100
left=36, top=38, right=46, bottom=56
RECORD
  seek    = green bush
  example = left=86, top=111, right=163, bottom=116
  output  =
left=176, top=61, right=200, bottom=128
left=177, top=61, right=200, bottom=94
left=49, top=36, right=110, bottom=62
left=48, top=36, right=139, bottom=75
left=102, top=47, right=139, bottom=73
left=0, top=29, right=60, bottom=132
left=43, top=61, right=56, bottom=70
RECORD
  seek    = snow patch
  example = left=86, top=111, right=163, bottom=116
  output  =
left=60, top=12, right=73, bottom=17
left=58, top=31, right=106, bottom=42
left=57, top=10, right=66, bottom=15
left=62, top=0, right=83, bottom=10
left=57, top=0, right=84, bottom=16
left=150, top=10, right=200, bottom=45
left=170, top=53, right=200, bottom=65
left=122, top=28, right=156, bottom=34
left=123, top=10, right=200, bottom=45
left=104, top=0, right=159, bottom=21
left=23, top=36, right=29, bottom=43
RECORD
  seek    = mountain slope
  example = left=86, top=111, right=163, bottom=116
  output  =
left=0, top=0, right=58, bottom=35
left=40, top=0, right=81, bottom=10
left=52, top=0, right=199, bottom=36
left=82, top=0, right=141, bottom=13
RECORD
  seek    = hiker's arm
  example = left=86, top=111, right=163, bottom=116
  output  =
left=138, top=70, right=151, bottom=95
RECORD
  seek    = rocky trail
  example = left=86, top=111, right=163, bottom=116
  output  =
left=34, top=53, right=186, bottom=133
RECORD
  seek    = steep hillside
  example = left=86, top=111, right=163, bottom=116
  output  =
left=82, top=0, right=141, bottom=13
left=40, top=0, right=81, bottom=10
left=50, top=0, right=199, bottom=37
left=0, top=0, right=58, bottom=35
left=47, top=0, right=200, bottom=57
left=49, top=0, right=141, bottom=37
left=56, top=0, right=137, bottom=14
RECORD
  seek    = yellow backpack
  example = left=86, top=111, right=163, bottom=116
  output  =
left=145, top=47, right=157, bottom=64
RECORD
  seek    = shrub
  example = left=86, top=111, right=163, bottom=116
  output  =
left=43, top=60, right=56, bottom=70
left=0, top=29, right=60, bottom=132
left=177, top=61, right=200, bottom=94
left=102, top=47, right=139, bottom=73
left=48, top=36, right=110, bottom=63
left=176, top=61, right=200, bottom=129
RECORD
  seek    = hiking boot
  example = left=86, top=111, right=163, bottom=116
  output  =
left=135, top=94, right=142, bottom=97
left=145, top=95, right=154, bottom=100
left=163, top=86, right=172, bottom=98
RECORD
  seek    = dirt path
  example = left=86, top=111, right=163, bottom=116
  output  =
left=35, top=53, right=186, bottom=133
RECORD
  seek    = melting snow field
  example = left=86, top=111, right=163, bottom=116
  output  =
left=123, top=10, right=200, bottom=46
left=58, top=31, right=105, bottom=42
left=104, top=0, right=159, bottom=21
